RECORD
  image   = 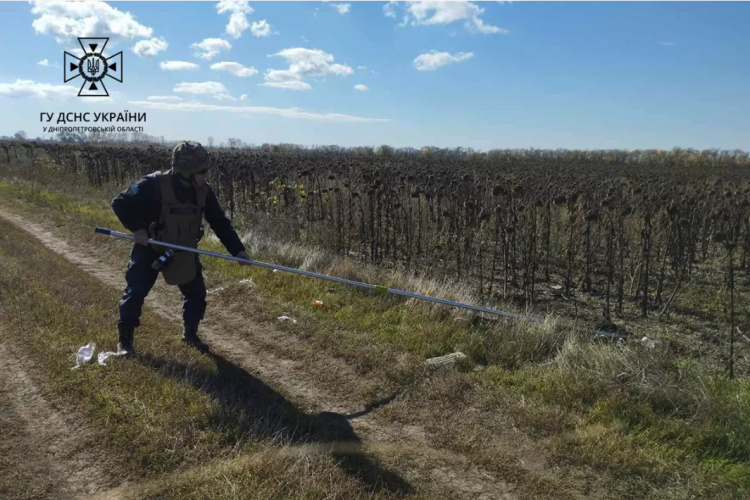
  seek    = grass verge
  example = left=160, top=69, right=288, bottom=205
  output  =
left=0, top=217, right=418, bottom=499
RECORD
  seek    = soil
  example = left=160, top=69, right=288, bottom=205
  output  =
left=0, top=326, right=116, bottom=499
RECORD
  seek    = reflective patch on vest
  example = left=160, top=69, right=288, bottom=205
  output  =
left=169, top=207, right=198, bottom=215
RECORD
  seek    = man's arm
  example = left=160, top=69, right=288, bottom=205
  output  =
left=111, top=176, right=156, bottom=234
left=204, top=189, right=247, bottom=257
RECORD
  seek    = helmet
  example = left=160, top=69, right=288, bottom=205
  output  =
left=171, top=141, right=211, bottom=179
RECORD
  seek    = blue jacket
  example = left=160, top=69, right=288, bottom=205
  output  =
left=111, top=172, right=246, bottom=257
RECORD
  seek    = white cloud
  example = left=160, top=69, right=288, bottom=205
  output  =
left=38, top=59, right=60, bottom=68
left=160, top=61, right=200, bottom=71
left=659, top=41, right=676, bottom=47
left=217, top=0, right=254, bottom=38
left=30, top=0, right=154, bottom=45
left=384, top=1, right=398, bottom=18
left=240, top=94, right=248, bottom=101
left=470, top=17, right=505, bottom=34
left=385, top=1, right=508, bottom=35
left=251, top=19, right=276, bottom=37
left=128, top=100, right=391, bottom=122
left=217, top=1, right=253, bottom=15
left=191, top=38, right=232, bottom=60
left=0, top=79, right=77, bottom=100
left=354, top=84, right=369, bottom=91
left=146, top=95, right=184, bottom=102
left=409, top=1, right=477, bottom=24
left=263, top=48, right=353, bottom=90
left=174, top=81, right=233, bottom=100
left=261, top=80, right=312, bottom=91
left=210, top=61, right=258, bottom=77
left=226, top=12, right=249, bottom=38
left=358, top=65, right=367, bottom=70
left=331, top=3, right=351, bottom=15
left=131, top=37, right=168, bottom=58
left=413, top=50, right=474, bottom=71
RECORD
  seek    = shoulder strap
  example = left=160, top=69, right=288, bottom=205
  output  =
left=158, top=171, right=176, bottom=205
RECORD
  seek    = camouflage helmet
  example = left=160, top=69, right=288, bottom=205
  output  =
left=171, top=141, right=211, bottom=178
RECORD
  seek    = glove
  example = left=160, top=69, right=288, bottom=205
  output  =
left=133, top=229, right=149, bottom=246
left=236, top=251, right=251, bottom=266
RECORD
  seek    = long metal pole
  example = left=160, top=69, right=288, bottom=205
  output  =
left=95, top=227, right=614, bottom=337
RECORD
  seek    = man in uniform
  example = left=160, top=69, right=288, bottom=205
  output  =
left=111, top=141, right=250, bottom=357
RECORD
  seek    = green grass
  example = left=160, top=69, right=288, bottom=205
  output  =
left=475, top=350, right=750, bottom=497
left=0, top=217, right=417, bottom=499
left=1, top=161, right=749, bottom=499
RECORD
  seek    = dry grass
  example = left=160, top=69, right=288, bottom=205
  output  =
left=235, top=225, right=494, bottom=322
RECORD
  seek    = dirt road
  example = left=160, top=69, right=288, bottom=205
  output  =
left=0, top=206, right=553, bottom=499
left=0, top=327, right=115, bottom=499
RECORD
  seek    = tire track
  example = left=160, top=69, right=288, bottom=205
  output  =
left=0, top=333, right=114, bottom=499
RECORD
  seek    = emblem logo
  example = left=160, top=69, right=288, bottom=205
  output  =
left=64, top=38, right=123, bottom=97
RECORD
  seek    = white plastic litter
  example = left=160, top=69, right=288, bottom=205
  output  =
left=277, top=316, right=297, bottom=324
left=71, top=342, right=96, bottom=369
left=97, top=351, right=122, bottom=366
left=207, top=287, right=226, bottom=294
left=239, top=279, right=255, bottom=287
left=639, top=336, right=664, bottom=348
left=425, top=352, right=467, bottom=367
left=72, top=343, right=128, bottom=369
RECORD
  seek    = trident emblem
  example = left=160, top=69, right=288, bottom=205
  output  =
left=87, top=58, right=100, bottom=77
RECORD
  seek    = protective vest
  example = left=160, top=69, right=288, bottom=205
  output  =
left=148, top=171, right=207, bottom=285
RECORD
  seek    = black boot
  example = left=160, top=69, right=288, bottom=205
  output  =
left=181, top=321, right=209, bottom=354
left=117, top=325, right=135, bottom=358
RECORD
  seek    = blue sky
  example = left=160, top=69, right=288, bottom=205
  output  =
left=0, top=1, right=748, bottom=151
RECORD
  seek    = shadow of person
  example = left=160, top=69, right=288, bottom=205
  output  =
left=136, top=349, right=414, bottom=496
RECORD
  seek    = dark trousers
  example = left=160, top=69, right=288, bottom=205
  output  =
left=117, top=244, right=207, bottom=330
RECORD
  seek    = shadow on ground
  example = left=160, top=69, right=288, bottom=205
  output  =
left=136, top=346, right=414, bottom=496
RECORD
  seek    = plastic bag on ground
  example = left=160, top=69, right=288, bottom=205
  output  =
left=71, top=342, right=96, bottom=369
left=72, top=342, right=130, bottom=369
left=97, top=351, right=127, bottom=365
